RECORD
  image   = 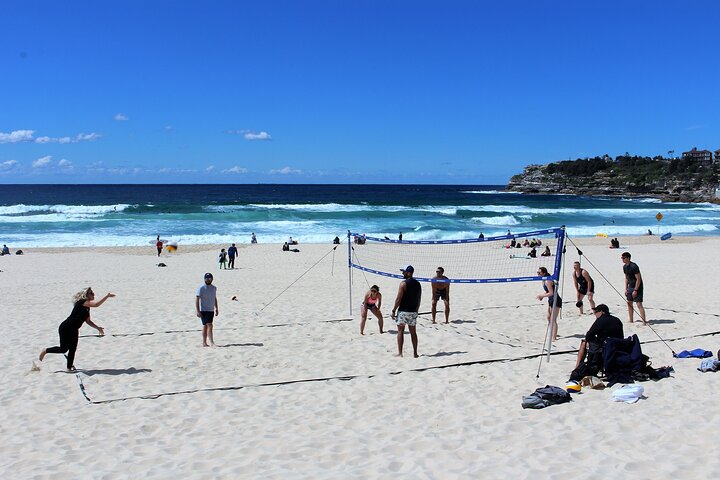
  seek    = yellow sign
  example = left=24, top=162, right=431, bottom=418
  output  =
left=656, top=212, right=663, bottom=221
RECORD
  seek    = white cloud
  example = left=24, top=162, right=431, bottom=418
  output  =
left=57, top=159, right=72, bottom=168
left=224, top=166, right=249, bottom=174
left=76, top=132, right=101, bottom=141
left=269, top=166, right=302, bottom=175
left=206, top=165, right=216, bottom=172
left=114, top=113, right=129, bottom=121
left=164, top=125, right=174, bottom=132
left=0, top=159, right=18, bottom=170
left=244, top=131, right=272, bottom=141
left=34, top=132, right=101, bottom=144
left=0, top=130, right=34, bottom=144
left=32, top=156, right=52, bottom=168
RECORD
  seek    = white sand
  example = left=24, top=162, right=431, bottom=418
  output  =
left=2, top=236, right=720, bottom=478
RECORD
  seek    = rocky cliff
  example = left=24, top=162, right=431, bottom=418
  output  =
left=506, top=159, right=719, bottom=203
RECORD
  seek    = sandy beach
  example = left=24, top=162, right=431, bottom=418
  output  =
left=2, top=235, right=720, bottom=478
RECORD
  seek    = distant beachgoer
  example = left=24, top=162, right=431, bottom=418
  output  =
left=39, top=287, right=115, bottom=371
left=572, top=261, right=596, bottom=315
left=621, top=252, right=646, bottom=324
left=541, top=246, right=551, bottom=257
left=227, top=243, right=238, bottom=269
left=218, top=248, right=228, bottom=269
left=431, top=267, right=450, bottom=324
left=360, top=285, right=384, bottom=335
left=647, top=229, right=653, bottom=236
left=610, top=238, right=620, bottom=249
left=391, top=265, right=421, bottom=358
left=1, top=244, right=9, bottom=255
left=333, top=236, right=340, bottom=245
left=155, top=236, right=163, bottom=257
left=506, top=230, right=511, bottom=236
left=522, top=239, right=530, bottom=247
left=510, top=238, right=517, bottom=248
left=398, top=232, right=403, bottom=242
left=251, top=233, right=257, bottom=244
left=536, top=266, right=561, bottom=341
left=478, top=232, right=484, bottom=240
left=282, top=242, right=290, bottom=252
left=528, top=247, right=537, bottom=258
left=196, top=273, right=219, bottom=347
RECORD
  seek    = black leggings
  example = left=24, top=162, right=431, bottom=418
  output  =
left=45, top=323, right=79, bottom=369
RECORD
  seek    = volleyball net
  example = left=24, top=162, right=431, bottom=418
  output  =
left=347, top=227, right=566, bottom=285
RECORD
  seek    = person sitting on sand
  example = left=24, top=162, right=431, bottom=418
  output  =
left=39, top=287, right=115, bottom=371
left=282, top=242, right=290, bottom=251
left=2, top=244, right=11, bottom=255
left=528, top=247, right=537, bottom=258
left=541, top=246, right=551, bottom=257
left=536, top=267, right=561, bottom=341
left=360, top=285, right=384, bottom=335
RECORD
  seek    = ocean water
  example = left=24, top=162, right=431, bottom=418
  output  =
left=0, top=184, right=718, bottom=247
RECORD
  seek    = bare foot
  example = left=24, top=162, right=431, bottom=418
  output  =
left=379, top=331, right=384, bottom=334
left=413, top=353, right=419, bottom=358
left=360, top=332, right=365, bottom=335
left=211, top=343, right=217, bottom=348
left=203, top=343, right=210, bottom=347
left=445, top=321, right=449, bottom=324
left=431, top=321, right=436, bottom=324
left=39, top=349, right=46, bottom=362
left=394, top=353, right=403, bottom=357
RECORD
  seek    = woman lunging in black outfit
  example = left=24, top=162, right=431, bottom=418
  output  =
left=39, top=287, right=115, bottom=371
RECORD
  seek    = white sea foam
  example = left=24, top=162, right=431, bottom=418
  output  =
left=0, top=203, right=131, bottom=215
left=567, top=224, right=718, bottom=237
left=470, top=215, right=522, bottom=226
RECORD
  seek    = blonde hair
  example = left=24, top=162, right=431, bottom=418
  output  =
left=72, top=287, right=93, bottom=303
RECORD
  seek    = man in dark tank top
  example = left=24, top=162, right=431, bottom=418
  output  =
left=391, top=265, right=422, bottom=358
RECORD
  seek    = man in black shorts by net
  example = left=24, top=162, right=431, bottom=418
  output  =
left=621, top=252, right=646, bottom=324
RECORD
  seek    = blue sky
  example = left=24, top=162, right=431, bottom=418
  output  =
left=1, top=1, right=718, bottom=184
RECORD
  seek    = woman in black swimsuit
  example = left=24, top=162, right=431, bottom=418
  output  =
left=536, top=267, right=561, bottom=341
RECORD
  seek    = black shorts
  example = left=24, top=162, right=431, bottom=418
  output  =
left=434, top=290, right=448, bottom=301
left=549, top=296, right=562, bottom=308
left=200, top=311, right=215, bottom=325
left=626, top=286, right=643, bottom=303
left=578, top=286, right=594, bottom=295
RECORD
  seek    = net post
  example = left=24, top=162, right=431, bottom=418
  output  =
left=347, top=230, right=353, bottom=317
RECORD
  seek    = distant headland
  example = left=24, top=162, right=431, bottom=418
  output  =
left=507, top=147, right=720, bottom=203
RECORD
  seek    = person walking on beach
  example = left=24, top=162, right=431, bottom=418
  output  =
left=621, top=252, right=646, bottom=324
left=251, top=233, right=257, bottom=244
left=155, top=236, right=163, bottom=257
left=572, top=261, right=595, bottom=315
left=431, top=266, right=450, bottom=324
left=218, top=248, right=228, bottom=269
left=536, top=267, right=561, bottom=341
left=360, top=285, right=384, bottom=335
left=391, top=265, right=421, bottom=358
left=196, top=273, right=219, bottom=347
left=38, top=287, right=115, bottom=371
left=227, top=243, right=238, bottom=269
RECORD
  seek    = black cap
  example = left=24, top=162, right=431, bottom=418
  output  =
left=204, top=273, right=213, bottom=279
left=592, top=304, right=610, bottom=314
left=400, top=265, right=414, bottom=273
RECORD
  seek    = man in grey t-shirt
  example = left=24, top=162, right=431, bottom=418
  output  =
left=196, top=272, right=219, bottom=347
